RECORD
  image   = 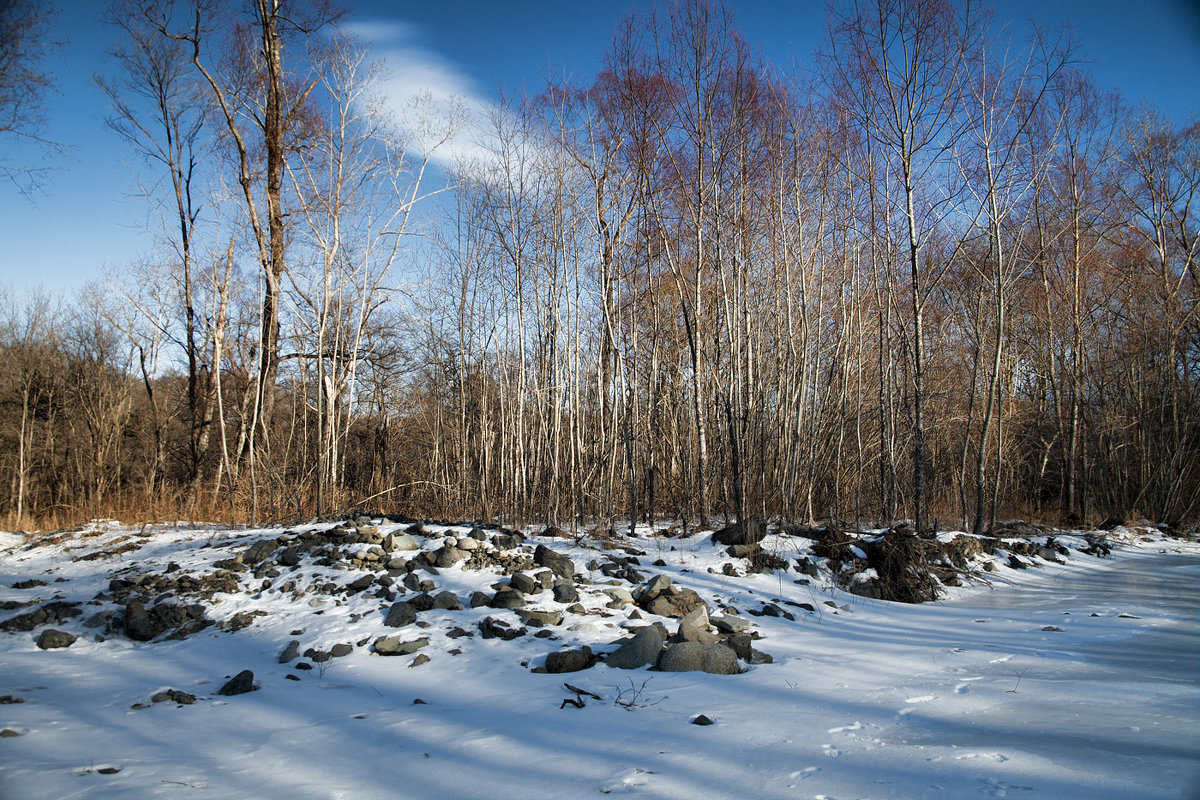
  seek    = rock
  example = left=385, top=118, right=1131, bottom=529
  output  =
left=1, top=729, right=22, bottom=737
left=644, top=587, right=707, bottom=619
left=600, top=586, right=635, bottom=607
left=410, top=653, right=431, bottom=667
left=795, top=557, right=820, bottom=577
left=83, top=611, right=115, bottom=629
left=712, top=612, right=751, bottom=635
left=434, top=546, right=467, bottom=568
left=242, top=539, right=278, bottom=565
left=469, top=591, right=492, bottom=608
left=552, top=581, right=579, bottom=604
left=1041, top=626, right=1065, bottom=632
left=710, top=516, right=765, bottom=547
left=123, top=599, right=209, bottom=642
left=478, top=617, right=526, bottom=640
left=217, top=670, right=257, bottom=696
left=347, top=574, right=375, bottom=592
left=373, top=635, right=429, bottom=656
left=278, top=640, right=300, bottom=663
left=409, top=593, right=436, bottom=612
left=509, top=571, right=540, bottom=595
left=489, top=589, right=527, bottom=609
left=330, top=643, right=354, bottom=657
left=545, top=646, right=595, bottom=674
left=725, top=634, right=753, bottom=660
left=122, top=599, right=155, bottom=641
left=516, top=608, right=563, bottom=627
left=384, top=602, right=417, bottom=628
left=1, top=601, right=82, bottom=633
left=431, top=591, right=463, bottom=610
left=12, top=579, right=46, bottom=589
left=747, top=649, right=773, bottom=664
left=36, top=629, right=77, bottom=649
left=278, top=547, right=302, bottom=567
left=658, top=642, right=739, bottom=675
left=390, top=534, right=420, bottom=552
left=639, top=574, right=673, bottom=601
left=677, top=607, right=719, bottom=644
left=153, top=689, right=196, bottom=705
left=493, top=532, right=524, bottom=550
left=534, top=544, right=574, bottom=580
left=691, top=714, right=715, bottom=726
left=605, top=625, right=665, bottom=670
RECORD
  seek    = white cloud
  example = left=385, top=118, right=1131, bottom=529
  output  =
left=341, top=20, right=509, bottom=173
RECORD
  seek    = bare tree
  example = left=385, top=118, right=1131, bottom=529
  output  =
left=826, top=0, right=983, bottom=532
left=0, top=0, right=62, bottom=196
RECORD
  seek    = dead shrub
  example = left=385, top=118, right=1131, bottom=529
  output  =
left=810, top=526, right=856, bottom=571
left=865, top=528, right=941, bottom=604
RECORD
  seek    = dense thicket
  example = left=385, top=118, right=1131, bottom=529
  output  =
left=2, top=0, right=1197, bottom=532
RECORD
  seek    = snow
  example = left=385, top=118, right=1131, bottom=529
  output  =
left=1, top=521, right=1198, bottom=799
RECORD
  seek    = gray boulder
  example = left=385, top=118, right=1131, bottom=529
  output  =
left=710, top=516, right=765, bottom=547
left=217, top=669, right=257, bottom=695
left=516, top=608, right=563, bottom=627
left=605, top=625, right=665, bottom=670
left=1, top=601, right=82, bottom=633
left=545, top=646, right=595, bottom=674
left=384, top=601, right=417, bottom=628
left=644, top=587, right=707, bottom=619
left=509, top=572, right=539, bottom=595
left=534, top=545, right=574, bottom=580
left=677, top=607, right=719, bottom=644
left=242, top=539, right=278, bottom=565
left=431, top=591, right=463, bottom=610
left=658, top=642, right=739, bottom=675
left=552, top=581, right=579, bottom=604
left=278, top=640, right=300, bottom=663
left=388, top=534, right=421, bottom=551
left=374, top=635, right=429, bottom=656
left=36, top=629, right=77, bottom=649
left=489, top=589, right=527, bottom=609
left=434, top=546, right=468, bottom=568
left=639, top=574, right=672, bottom=601
left=712, top=612, right=751, bottom=635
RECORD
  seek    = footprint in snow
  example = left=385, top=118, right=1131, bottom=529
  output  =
left=827, top=721, right=863, bottom=734
left=989, top=654, right=1015, bottom=664
left=822, top=744, right=841, bottom=757
left=955, top=676, right=984, bottom=695
left=788, top=767, right=819, bottom=780
left=955, top=752, right=1009, bottom=763
left=905, top=695, right=937, bottom=704
left=598, top=768, right=655, bottom=794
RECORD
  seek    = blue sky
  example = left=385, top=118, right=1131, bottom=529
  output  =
left=2, top=0, right=1198, bottom=298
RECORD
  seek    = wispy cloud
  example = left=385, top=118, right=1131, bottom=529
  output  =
left=341, top=20, right=505, bottom=172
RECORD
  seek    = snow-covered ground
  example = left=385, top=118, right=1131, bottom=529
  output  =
left=0, top=520, right=1197, bottom=799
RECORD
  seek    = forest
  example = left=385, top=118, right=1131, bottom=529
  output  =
left=1, top=0, right=1197, bottom=534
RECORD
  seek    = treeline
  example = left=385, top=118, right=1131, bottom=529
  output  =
left=1, top=0, right=1196, bottom=532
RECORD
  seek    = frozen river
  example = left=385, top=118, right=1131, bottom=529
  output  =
left=900, top=550, right=1200, bottom=797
